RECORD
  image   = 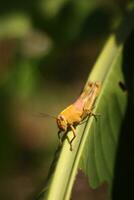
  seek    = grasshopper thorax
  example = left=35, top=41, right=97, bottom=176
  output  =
left=57, top=115, right=67, bottom=132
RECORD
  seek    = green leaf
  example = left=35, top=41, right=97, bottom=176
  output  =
left=36, top=10, right=134, bottom=200
left=79, top=39, right=127, bottom=189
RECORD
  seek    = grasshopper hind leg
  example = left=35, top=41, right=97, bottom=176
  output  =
left=90, top=111, right=101, bottom=121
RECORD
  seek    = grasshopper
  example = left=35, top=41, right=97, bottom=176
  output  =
left=57, top=81, right=101, bottom=151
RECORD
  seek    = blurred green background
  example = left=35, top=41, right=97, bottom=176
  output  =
left=0, top=0, right=129, bottom=199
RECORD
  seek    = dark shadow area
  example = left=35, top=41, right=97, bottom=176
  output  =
left=0, top=0, right=37, bottom=15
left=41, top=6, right=112, bottom=43
left=80, top=7, right=112, bottom=39
left=112, top=30, right=134, bottom=199
left=37, top=6, right=113, bottom=84
left=115, top=9, right=134, bottom=45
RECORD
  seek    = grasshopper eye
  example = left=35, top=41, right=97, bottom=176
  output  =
left=60, top=116, right=64, bottom=121
left=57, top=115, right=67, bottom=131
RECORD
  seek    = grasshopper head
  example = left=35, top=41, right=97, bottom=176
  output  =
left=57, top=115, right=67, bottom=132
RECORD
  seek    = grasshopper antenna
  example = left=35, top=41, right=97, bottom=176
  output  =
left=35, top=112, right=57, bottom=119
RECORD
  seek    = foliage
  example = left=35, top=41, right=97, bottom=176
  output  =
left=0, top=1, right=134, bottom=200
left=36, top=8, right=134, bottom=200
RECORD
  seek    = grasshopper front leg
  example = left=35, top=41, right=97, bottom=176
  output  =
left=58, top=130, right=63, bottom=145
left=69, top=125, right=76, bottom=151
left=58, top=126, right=76, bottom=151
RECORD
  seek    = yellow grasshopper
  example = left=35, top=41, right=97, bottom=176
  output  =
left=56, top=81, right=101, bottom=150
left=38, top=81, right=101, bottom=150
